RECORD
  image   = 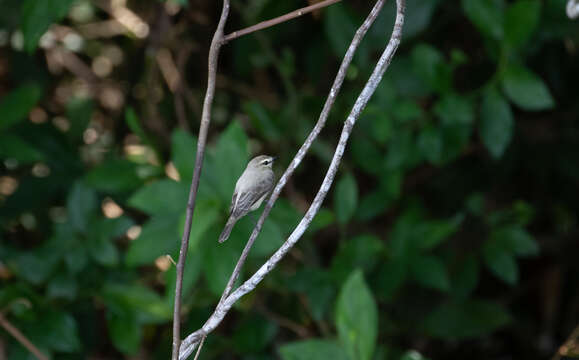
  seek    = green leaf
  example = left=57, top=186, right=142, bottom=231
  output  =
left=178, top=200, right=220, bottom=252
left=126, top=107, right=153, bottom=147
left=324, top=3, right=360, bottom=60
left=164, top=250, right=202, bottom=303
left=411, top=255, right=451, bottom=291
left=492, top=225, right=539, bottom=256
left=309, top=208, right=335, bottom=232
left=85, top=158, right=143, bottom=193
left=233, top=315, right=278, bottom=353
left=384, top=129, right=419, bottom=170
left=424, top=300, right=511, bottom=339
left=251, top=218, right=285, bottom=258
left=107, top=311, right=142, bottom=355
left=451, top=255, right=479, bottom=299
left=286, top=268, right=335, bottom=322
left=126, top=216, right=180, bottom=266
left=331, top=234, right=384, bottom=283
left=25, top=311, right=81, bottom=352
left=335, top=270, right=378, bottom=360
left=202, top=230, right=241, bottom=296
left=66, top=97, right=93, bottom=143
left=370, top=0, right=440, bottom=40
left=244, top=101, right=282, bottom=142
left=351, top=136, right=383, bottom=175
left=504, top=0, right=541, bottom=48
left=21, top=0, right=76, bottom=52
left=214, top=121, right=249, bottom=202
left=479, top=89, right=514, bottom=159
left=67, top=181, right=98, bottom=233
left=434, top=94, right=474, bottom=126
left=411, top=44, right=451, bottom=93
left=414, top=215, right=463, bottom=250
left=374, top=258, right=407, bottom=301
left=47, top=272, right=77, bottom=300
left=280, top=340, right=349, bottom=360
left=171, top=129, right=197, bottom=183
left=393, top=100, right=424, bottom=123
left=483, top=243, right=518, bottom=285
left=103, top=283, right=171, bottom=323
left=417, top=125, right=444, bottom=165
left=462, top=0, right=505, bottom=40
left=87, top=217, right=133, bottom=266
left=64, top=243, right=88, bottom=274
left=0, top=134, right=43, bottom=163
left=334, top=173, right=358, bottom=224
left=0, top=84, right=42, bottom=131
left=128, top=179, right=188, bottom=215
left=501, top=65, right=554, bottom=111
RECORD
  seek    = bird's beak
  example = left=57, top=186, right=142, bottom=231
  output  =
left=271, top=156, right=278, bottom=162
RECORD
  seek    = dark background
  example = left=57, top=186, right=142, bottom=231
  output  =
left=1, top=0, right=578, bottom=359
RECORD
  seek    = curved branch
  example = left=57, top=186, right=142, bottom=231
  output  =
left=171, top=1, right=230, bottom=360
left=178, top=0, right=406, bottom=358
left=218, top=0, right=387, bottom=308
left=568, top=0, right=579, bottom=19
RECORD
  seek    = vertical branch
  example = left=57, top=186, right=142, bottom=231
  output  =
left=179, top=0, right=406, bottom=358
left=218, top=0, right=387, bottom=305
left=171, top=1, right=230, bottom=360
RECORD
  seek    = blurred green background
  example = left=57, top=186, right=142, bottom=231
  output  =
left=1, top=0, right=579, bottom=359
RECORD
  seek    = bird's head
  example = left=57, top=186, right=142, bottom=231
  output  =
left=248, top=155, right=276, bottom=170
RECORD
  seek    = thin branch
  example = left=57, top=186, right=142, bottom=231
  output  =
left=171, top=1, right=230, bottom=360
left=178, top=0, right=405, bottom=358
left=0, top=313, right=49, bottom=360
left=568, top=0, right=579, bottom=19
left=192, top=334, right=206, bottom=360
left=222, top=0, right=341, bottom=43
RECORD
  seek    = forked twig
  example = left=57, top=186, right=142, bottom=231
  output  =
left=222, top=0, right=341, bottom=43
left=178, top=0, right=406, bottom=358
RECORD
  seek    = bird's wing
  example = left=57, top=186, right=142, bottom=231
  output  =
left=232, top=174, right=274, bottom=218
left=229, top=189, right=238, bottom=215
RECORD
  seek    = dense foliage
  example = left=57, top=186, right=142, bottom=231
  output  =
left=1, top=0, right=578, bottom=359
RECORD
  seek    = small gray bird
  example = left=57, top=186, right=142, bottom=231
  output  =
left=218, top=155, right=276, bottom=243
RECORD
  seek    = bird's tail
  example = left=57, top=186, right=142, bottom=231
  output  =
left=218, top=216, right=237, bottom=243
